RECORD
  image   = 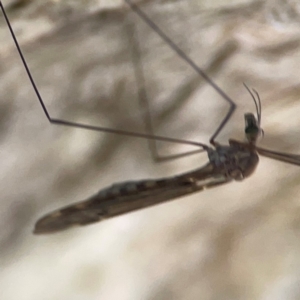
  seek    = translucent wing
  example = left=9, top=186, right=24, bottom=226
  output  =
left=34, top=163, right=230, bottom=234
left=256, top=146, right=300, bottom=166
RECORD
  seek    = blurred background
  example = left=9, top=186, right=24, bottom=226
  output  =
left=1, top=0, right=300, bottom=299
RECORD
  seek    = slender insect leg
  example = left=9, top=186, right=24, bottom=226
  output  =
left=124, top=0, right=236, bottom=147
left=126, top=17, right=206, bottom=162
left=0, top=0, right=208, bottom=151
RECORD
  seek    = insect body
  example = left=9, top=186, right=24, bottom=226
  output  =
left=33, top=113, right=260, bottom=233
left=1, top=0, right=300, bottom=234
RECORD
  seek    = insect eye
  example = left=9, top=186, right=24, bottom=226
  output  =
left=244, top=113, right=260, bottom=142
left=245, top=125, right=259, bottom=135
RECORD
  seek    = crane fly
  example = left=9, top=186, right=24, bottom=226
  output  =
left=1, top=0, right=300, bottom=234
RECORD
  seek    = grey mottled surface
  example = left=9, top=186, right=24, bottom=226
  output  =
left=1, top=0, right=300, bottom=299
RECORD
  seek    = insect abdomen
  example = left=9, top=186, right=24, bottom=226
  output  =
left=34, top=163, right=229, bottom=234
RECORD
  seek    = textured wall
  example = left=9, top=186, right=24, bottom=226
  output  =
left=1, top=0, right=300, bottom=299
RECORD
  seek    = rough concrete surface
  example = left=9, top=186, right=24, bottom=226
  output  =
left=1, top=0, right=300, bottom=299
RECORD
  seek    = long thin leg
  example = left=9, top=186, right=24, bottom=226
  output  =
left=127, top=17, right=206, bottom=162
left=124, top=0, right=236, bottom=146
left=0, top=1, right=209, bottom=150
left=256, top=146, right=300, bottom=166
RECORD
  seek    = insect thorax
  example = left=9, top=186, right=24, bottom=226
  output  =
left=207, top=140, right=259, bottom=181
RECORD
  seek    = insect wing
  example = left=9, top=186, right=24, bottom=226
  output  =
left=257, top=146, right=300, bottom=166
left=34, top=163, right=230, bottom=234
